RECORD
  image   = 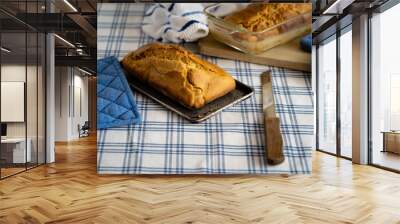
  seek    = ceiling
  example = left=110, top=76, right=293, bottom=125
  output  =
left=1, top=32, right=45, bottom=64
left=0, top=0, right=96, bottom=14
left=312, top=0, right=392, bottom=44
left=0, top=0, right=97, bottom=73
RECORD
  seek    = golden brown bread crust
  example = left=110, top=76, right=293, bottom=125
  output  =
left=121, top=43, right=236, bottom=109
left=224, top=3, right=312, bottom=32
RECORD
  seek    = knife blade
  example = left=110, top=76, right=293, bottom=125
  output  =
left=261, top=71, right=284, bottom=165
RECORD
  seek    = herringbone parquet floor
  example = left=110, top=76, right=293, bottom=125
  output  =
left=1, top=135, right=400, bottom=224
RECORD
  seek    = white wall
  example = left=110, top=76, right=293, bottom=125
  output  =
left=1, top=65, right=26, bottom=81
left=1, top=65, right=26, bottom=139
left=55, top=66, right=70, bottom=141
left=54, top=66, right=89, bottom=141
left=1, top=64, right=46, bottom=164
left=72, top=73, right=89, bottom=138
left=1, top=65, right=40, bottom=138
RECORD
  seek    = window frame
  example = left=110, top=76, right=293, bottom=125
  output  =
left=315, top=24, right=353, bottom=161
left=367, top=1, right=400, bottom=173
left=0, top=0, right=48, bottom=180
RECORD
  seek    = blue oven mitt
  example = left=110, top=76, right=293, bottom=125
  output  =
left=300, top=34, right=312, bottom=53
left=97, top=56, right=141, bottom=129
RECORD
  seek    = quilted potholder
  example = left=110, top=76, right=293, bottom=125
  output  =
left=97, top=56, right=141, bottom=129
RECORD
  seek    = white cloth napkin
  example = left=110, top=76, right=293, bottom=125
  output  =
left=142, top=3, right=208, bottom=43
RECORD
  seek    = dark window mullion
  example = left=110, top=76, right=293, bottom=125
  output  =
left=336, top=25, right=341, bottom=157
left=25, top=0, right=28, bottom=171
left=367, top=11, right=373, bottom=165
left=36, top=0, right=39, bottom=168
left=316, top=45, right=320, bottom=151
left=0, top=20, right=2, bottom=179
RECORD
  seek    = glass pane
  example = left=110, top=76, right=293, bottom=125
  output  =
left=0, top=0, right=46, bottom=178
left=318, top=37, right=337, bottom=154
left=340, top=29, right=352, bottom=158
left=371, top=3, right=400, bottom=171
left=38, top=32, right=45, bottom=165
left=1, top=30, right=27, bottom=177
left=0, top=1, right=30, bottom=32
left=27, top=31, right=38, bottom=169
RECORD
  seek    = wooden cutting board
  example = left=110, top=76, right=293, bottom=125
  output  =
left=198, top=35, right=311, bottom=72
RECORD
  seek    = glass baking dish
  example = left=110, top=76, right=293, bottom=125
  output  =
left=204, top=3, right=312, bottom=54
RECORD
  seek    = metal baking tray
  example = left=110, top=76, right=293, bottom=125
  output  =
left=124, top=71, right=254, bottom=123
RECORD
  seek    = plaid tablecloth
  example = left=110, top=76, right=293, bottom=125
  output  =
left=97, top=3, right=314, bottom=174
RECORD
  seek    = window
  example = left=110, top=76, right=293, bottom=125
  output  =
left=370, top=2, right=400, bottom=171
left=0, top=1, right=47, bottom=179
left=340, top=28, right=352, bottom=158
left=317, top=36, right=337, bottom=154
left=316, top=26, right=353, bottom=159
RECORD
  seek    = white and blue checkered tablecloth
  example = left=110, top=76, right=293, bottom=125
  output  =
left=97, top=3, right=314, bottom=174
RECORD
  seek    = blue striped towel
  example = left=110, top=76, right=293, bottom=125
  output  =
left=142, top=3, right=208, bottom=43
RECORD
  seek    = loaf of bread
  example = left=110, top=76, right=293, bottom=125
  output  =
left=224, top=3, right=311, bottom=32
left=121, top=43, right=236, bottom=109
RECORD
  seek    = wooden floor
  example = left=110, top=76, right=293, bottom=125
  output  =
left=373, top=150, right=400, bottom=171
left=1, top=167, right=26, bottom=178
left=1, top=135, right=400, bottom=224
left=1, top=163, right=44, bottom=178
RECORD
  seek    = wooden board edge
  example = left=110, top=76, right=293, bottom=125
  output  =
left=199, top=44, right=311, bottom=72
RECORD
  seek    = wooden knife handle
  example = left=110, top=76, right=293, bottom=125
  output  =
left=265, top=116, right=284, bottom=165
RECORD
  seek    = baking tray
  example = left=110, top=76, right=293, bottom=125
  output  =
left=124, top=71, right=254, bottom=123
